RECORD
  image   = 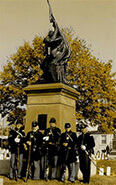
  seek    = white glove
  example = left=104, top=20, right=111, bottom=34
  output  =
left=14, top=137, right=20, bottom=143
left=27, top=141, right=31, bottom=146
left=81, top=145, right=86, bottom=150
left=43, top=136, right=49, bottom=141
left=76, top=156, right=79, bottom=162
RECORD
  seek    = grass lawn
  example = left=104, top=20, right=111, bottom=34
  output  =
left=0, top=159, right=116, bottom=185
left=96, top=159, right=116, bottom=176
left=0, top=176, right=116, bottom=185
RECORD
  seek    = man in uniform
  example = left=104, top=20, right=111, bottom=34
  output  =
left=43, top=117, right=61, bottom=180
left=77, top=123, right=95, bottom=184
left=59, top=123, right=77, bottom=183
left=8, top=119, right=25, bottom=179
left=26, top=121, right=43, bottom=180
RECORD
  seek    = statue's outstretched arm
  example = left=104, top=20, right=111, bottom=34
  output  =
left=47, top=0, right=60, bottom=39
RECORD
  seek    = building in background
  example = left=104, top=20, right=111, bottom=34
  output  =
left=91, top=132, right=113, bottom=157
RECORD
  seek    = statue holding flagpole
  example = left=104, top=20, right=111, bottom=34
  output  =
left=40, top=0, right=71, bottom=83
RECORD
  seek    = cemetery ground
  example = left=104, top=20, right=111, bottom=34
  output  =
left=0, top=159, right=116, bottom=185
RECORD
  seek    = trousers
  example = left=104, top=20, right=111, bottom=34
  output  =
left=9, top=153, right=23, bottom=178
left=60, top=162, right=75, bottom=182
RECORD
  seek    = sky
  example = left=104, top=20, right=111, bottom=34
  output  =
left=0, top=0, right=116, bottom=72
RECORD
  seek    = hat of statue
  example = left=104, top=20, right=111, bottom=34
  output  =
left=16, top=119, right=23, bottom=125
left=32, top=121, right=38, bottom=127
left=49, top=118, right=56, bottom=124
left=65, top=123, right=71, bottom=129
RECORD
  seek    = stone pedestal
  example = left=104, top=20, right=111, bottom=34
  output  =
left=23, top=83, right=79, bottom=134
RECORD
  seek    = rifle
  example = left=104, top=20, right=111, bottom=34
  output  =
left=62, top=145, right=69, bottom=180
left=25, top=135, right=32, bottom=183
left=43, top=136, right=49, bottom=181
left=44, top=146, right=49, bottom=181
left=14, top=145, right=20, bottom=181
left=43, top=128, right=56, bottom=181
left=61, top=133, right=74, bottom=182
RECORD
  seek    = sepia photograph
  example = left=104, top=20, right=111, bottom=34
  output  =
left=0, top=0, right=116, bottom=184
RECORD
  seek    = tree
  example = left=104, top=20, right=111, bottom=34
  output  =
left=0, top=30, right=116, bottom=133
left=66, top=30, right=116, bottom=133
left=0, top=37, right=44, bottom=124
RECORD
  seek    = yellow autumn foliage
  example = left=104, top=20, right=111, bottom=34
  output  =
left=0, top=29, right=116, bottom=131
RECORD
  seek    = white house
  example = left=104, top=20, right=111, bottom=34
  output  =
left=91, top=132, right=113, bottom=157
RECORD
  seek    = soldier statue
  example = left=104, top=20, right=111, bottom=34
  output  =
left=40, top=0, right=71, bottom=83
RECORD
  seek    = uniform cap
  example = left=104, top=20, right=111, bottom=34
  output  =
left=32, top=121, right=38, bottom=127
left=49, top=118, right=56, bottom=124
left=65, top=123, right=71, bottom=129
left=16, top=119, right=23, bottom=125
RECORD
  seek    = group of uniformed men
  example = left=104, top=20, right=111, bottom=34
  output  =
left=8, top=118, right=95, bottom=184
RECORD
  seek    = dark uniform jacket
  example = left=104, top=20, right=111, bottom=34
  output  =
left=44, top=127, right=61, bottom=157
left=59, top=130, right=77, bottom=164
left=77, top=132, right=95, bottom=155
left=77, top=132, right=95, bottom=184
left=8, top=127, right=25, bottom=154
left=26, top=130, right=43, bottom=161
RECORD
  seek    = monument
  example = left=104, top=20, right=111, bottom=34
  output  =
left=24, top=0, right=79, bottom=133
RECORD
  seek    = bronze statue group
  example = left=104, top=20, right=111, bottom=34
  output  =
left=8, top=118, right=95, bottom=184
left=39, top=0, right=72, bottom=84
